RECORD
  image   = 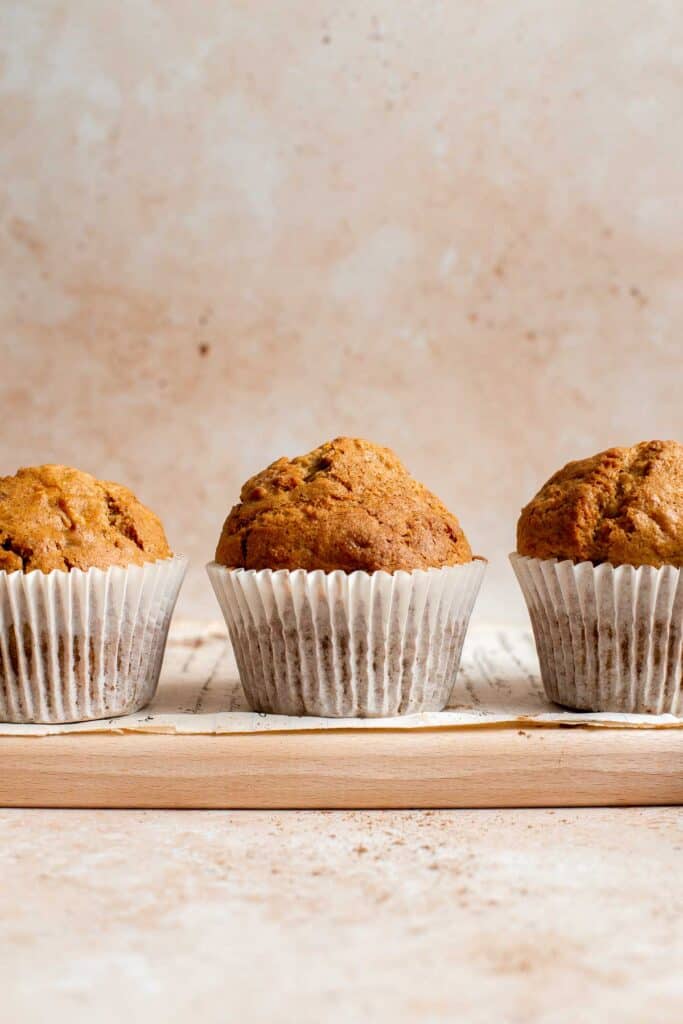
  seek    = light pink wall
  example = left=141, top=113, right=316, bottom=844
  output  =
left=1, top=2, right=682, bottom=621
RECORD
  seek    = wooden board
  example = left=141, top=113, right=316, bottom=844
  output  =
left=1, top=727, right=682, bottom=809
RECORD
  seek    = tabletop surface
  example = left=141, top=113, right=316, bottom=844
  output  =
left=3, top=806, right=682, bottom=1023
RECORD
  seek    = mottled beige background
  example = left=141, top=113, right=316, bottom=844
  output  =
left=1, top=1, right=682, bottom=622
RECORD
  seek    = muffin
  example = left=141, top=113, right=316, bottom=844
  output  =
left=0, top=465, right=187, bottom=724
left=511, top=440, right=683, bottom=714
left=208, top=437, right=485, bottom=717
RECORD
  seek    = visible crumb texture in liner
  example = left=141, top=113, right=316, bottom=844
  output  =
left=0, top=557, right=187, bottom=723
left=0, top=620, right=681, bottom=735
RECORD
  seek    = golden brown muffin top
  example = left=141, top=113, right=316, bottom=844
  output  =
left=517, top=440, right=683, bottom=567
left=0, top=464, right=172, bottom=574
left=216, top=436, right=472, bottom=573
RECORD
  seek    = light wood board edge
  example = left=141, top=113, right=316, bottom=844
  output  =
left=0, top=728, right=681, bottom=808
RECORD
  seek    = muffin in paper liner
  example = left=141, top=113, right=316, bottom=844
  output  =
left=207, top=559, right=486, bottom=718
left=0, top=555, right=187, bottom=724
left=510, top=553, right=683, bottom=714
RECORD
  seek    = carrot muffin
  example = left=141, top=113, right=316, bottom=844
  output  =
left=208, top=437, right=485, bottom=718
left=0, top=465, right=186, bottom=724
left=517, top=440, right=683, bottom=568
left=216, top=436, right=472, bottom=573
left=0, top=464, right=171, bottom=574
left=512, top=440, right=683, bottom=714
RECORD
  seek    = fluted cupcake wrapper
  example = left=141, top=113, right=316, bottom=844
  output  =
left=207, top=560, right=486, bottom=718
left=0, top=556, right=187, bottom=723
left=510, top=553, right=683, bottom=714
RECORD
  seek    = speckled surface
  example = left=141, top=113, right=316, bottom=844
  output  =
left=2, top=807, right=682, bottom=1022
left=2, top=3, right=683, bottom=628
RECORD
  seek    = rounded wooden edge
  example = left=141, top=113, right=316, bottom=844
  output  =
left=0, top=728, right=681, bottom=808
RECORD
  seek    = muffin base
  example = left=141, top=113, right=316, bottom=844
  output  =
left=207, top=561, right=486, bottom=718
left=0, top=556, right=187, bottom=723
left=511, top=553, right=683, bottom=714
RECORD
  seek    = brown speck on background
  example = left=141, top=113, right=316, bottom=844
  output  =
left=629, top=285, right=648, bottom=306
left=198, top=342, right=210, bottom=357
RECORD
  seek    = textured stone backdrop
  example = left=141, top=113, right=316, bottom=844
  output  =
left=1, top=2, right=682, bottom=621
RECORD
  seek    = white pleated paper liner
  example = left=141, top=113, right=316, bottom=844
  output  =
left=510, top=553, right=683, bottom=714
left=207, top=559, right=486, bottom=717
left=0, top=555, right=187, bottom=724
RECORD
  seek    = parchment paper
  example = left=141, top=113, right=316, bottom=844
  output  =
left=1, top=621, right=681, bottom=736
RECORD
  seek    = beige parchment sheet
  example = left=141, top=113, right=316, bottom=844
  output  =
left=1, top=622, right=682, bottom=736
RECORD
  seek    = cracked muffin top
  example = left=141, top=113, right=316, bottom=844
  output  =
left=215, top=436, right=473, bottom=573
left=0, top=465, right=171, bottom=574
left=517, top=440, right=683, bottom=567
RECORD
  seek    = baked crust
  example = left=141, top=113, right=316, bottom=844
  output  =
left=216, top=436, right=472, bottom=572
left=0, top=464, right=171, bottom=573
left=517, top=440, right=683, bottom=567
